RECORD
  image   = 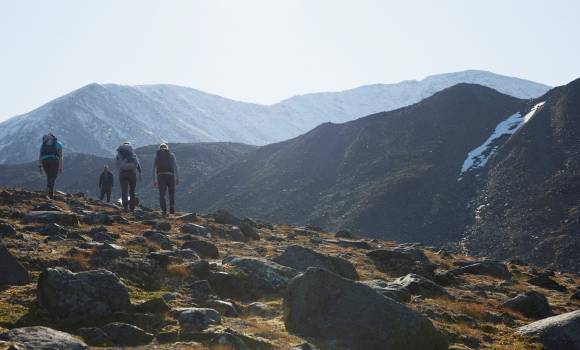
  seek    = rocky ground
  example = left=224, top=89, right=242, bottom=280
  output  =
left=0, top=188, right=579, bottom=349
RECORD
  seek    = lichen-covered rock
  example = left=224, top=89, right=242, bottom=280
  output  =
left=284, top=268, right=448, bottom=350
left=102, top=323, right=154, bottom=346
left=176, top=308, right=221, bottom=332
left=23, top=211, right=79, bottom=226
left=0, top=327, right=88, bottom=350
left=502, top=291, right=552, bottom=319
left=224, top=256, right=299, bottom=293
left=516, top=310, right=580, bottom=350
left=37, top=267, right=131, bottom=322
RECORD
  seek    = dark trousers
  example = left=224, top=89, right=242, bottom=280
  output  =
left=119, top=171, right=137, bottom=211
left=42, top=158, right=59, bottom=198
left=157, top=173, right=175, bottom=213
left=100, top=185, right=112, bottom=202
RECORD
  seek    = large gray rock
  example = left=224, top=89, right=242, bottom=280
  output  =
left=0, top=326, right=88, bottom=350
left=0, top=243, right=30, bottom=285
left=180, top=223, right=210, bottom=236
left=182, top=240, right=219, bottom=259
left=516, top=310, right=580, bottom=350
left=224, top=256, right=299, bottom=293
left=502, top=291, right=552, bottom=319
left=450, top=261, right=511, bottom=280
left=284, top=268, right=448, bottom=350
left=22, top=211, right=79, bottom=226
left=389, top=273, right=449, bottom=298
left=37, top=267, right=131, bottom=321
left=102, top=323, right=154, bottom=346
left=366, top=248, right=436, bottom=277
left=273, top=245, right=358, bottom=280
left=177, top=308, right=221, bottom=332
left=213, top=209, right=241, bottom=225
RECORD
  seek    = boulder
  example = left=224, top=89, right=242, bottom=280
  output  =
left=0, top=243, right=30, bottom=285
left=143, top=231, right=173, bottom=250
left=37, top=223, right=70, bottom=236
left=93, top=243, right=129, bottom=259
left=37, top=267, right=131, bottom=321
left=154, top=221, right=171, bottom=231
left=206, top=300, right=239, bottom=317
left=175, top=212, right=197, bottom=222
left=102, top=323, right=153, bottom=346
left=273, top=245, right=358, bottom=280
left=209, top=332, right=249, bottom=350
left=516, top=310, right=580, bottom=350
left=451, top=261, right=511, bottom=280
left=366, top=248, right=436, bottom=277
left=336, top=239, right=372, bottom=250
left=226, top=226, right=247, bottom=242
left=182, top=240, right=219, bottom=259
left=284, top=268, right=448, bottom=350
left=180, top=223, right=210, bottom=236
left=177, top=308, right=221, bottom=332
left=571, top=290, right=580, bottom=302
left=82, top=212, right=113, bottom=225
left=527, top=275, right=567, bottom=292
left=389, top=274, right=449, bottom=298
left=0, top=223, right=17, bottom=238
left=502, top=291, right=552, bottom=319
left=22, top=211, right=79, bottom=226
left=224, top=256, right=299, bottom=293
left=213, top=209, right=241, bottom=225
left=0, top=327, right=88, bottom=350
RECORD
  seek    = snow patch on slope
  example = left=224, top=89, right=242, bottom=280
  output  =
left=460, top=101, right=546, bottom=176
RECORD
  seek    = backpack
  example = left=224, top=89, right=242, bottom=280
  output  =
left=156, top=149, right=173, bottom=173
left=117, top=148, right=137, bottom=171
left=40, top=135, right=59, bottom=158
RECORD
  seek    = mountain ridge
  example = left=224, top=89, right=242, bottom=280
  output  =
left=0, top=70, right=550, bottom=164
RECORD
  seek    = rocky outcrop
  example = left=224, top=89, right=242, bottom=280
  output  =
left=224, top=256, right=299, bottom=293
left=502, top=291, right=552, bottom=319
left=0, top=243, right=30, bottom=285
left=37, top=268, right=131, bottom=322
left=0, top=327, right=88, bottom=350
left=284, top=267, right=448, bottom=350
left=273, top=245, right=358, bottom=280
left=516, top=310, right=580, bottom=350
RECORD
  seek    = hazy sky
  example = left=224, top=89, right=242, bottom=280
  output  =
left=1, top=0, right=578, bottom=121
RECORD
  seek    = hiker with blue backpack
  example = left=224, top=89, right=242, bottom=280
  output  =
left=38, top=133, right=63, bottom=199
left=115, top=141, right=142, bottom=212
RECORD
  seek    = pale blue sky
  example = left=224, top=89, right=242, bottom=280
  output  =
left=0, top=0, right=578, bottom=121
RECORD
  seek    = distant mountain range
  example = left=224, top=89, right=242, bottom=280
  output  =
left=0, top=70, right=550, bottom=164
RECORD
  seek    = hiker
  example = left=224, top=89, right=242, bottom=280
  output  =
left=38, top=133, right=63, bottom=199
left=115, top=142, right=142, bottom=212
left=99, top=165, right=114, bottom=202
left=153, top=143, right=180, bottom=215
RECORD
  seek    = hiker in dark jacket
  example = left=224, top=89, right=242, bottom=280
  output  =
left=99, top=165, right=114, bottom=202
left=115, top=142, right=142, bottom=212
left=38, top=133, right=63, bottom=199
left=153, top=143, right=179, bottom=215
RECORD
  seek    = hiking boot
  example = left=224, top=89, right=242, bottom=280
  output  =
left=169, top=208, right=175, bottom=215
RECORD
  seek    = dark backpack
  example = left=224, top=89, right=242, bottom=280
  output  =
left=117, top=148, right=137, bottom=171
left=40, top=136, right=59, bottom=158
left=156, top=149, right=173, bottom=173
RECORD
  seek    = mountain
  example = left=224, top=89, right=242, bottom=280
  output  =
left=0, top=142, right=257, bottom=203
left=0, top=70, right=549, bottom=164
left=184, top=84, right=529, bottom=245
left=463, top=78, right=580, bottom=271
